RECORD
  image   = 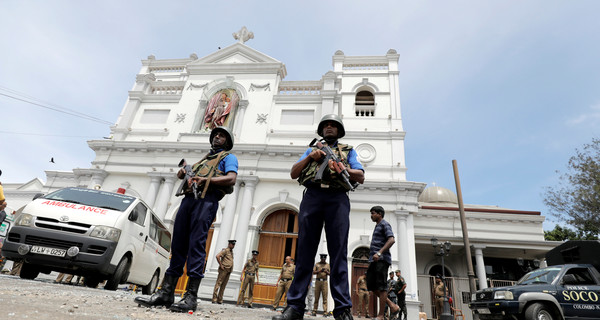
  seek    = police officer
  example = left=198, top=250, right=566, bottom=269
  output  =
left=274, top=114, right=365, bottom=320
left=355, top=274, right=369, bottom=318
left=238, top=250, right=260, bottom=308
left=273, top=256, right=295, bottom=310
left=313, top=253, right=330, bottom=316
left=135, top=126, right=238, bottom=313
left=213, top=239, right=236, bottom=304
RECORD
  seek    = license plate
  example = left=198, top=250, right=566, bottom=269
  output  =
left=31, top=246, right=66, bottom=257
left=477, top=308, right=491, bottom=314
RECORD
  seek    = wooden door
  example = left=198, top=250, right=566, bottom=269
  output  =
left=351, top=247, right=372, bottom=316
left=252, top=209, right=298, bottom=305
left=351, top=262, right=368, bottom=315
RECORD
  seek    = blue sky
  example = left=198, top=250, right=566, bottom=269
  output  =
left=2, top=1, right=600, bottom=230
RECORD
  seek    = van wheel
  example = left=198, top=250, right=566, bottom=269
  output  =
left=524, top=303, right=558, bottom=320
left=104, top=257, right=130, bottom=291
left=84, top=276, right=101, bottom=288
left=19, top=263, right=39, bottom=280
left=142, top=270, right=160, bottom=295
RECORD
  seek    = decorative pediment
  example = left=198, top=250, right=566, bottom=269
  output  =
left=16, top=178, right=45, bottom=191
left=187, top=43, right=287, bottom=78
left=192, top=43, right=281, bottom=65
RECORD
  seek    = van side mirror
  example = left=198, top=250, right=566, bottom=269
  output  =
left=128, top=210, right=139, bottom=222
left=32, top=193, right=44, bottom=200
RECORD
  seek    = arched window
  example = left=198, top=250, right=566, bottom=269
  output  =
left=355, top=91, right=375, bottom=117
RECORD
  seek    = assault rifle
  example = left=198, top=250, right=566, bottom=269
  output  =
left=309, top=138, right=359, bottom=191
left=175, top=159, right=199, bottom=199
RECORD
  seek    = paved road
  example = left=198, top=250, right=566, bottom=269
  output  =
left=0, top=274, right=312, bottom=320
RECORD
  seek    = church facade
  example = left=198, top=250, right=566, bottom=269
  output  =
left=3, top=30, right=557, bottom=320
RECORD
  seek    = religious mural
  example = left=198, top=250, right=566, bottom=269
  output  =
left=202, top=89, right=239, bottom=130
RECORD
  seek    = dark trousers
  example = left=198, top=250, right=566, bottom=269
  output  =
left=166, top=192, right=219, bottom=278
left=286, top=188, right=351, bottom=317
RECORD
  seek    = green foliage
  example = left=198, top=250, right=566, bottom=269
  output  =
left=544, top=138, right=600, bottom=238
left=544, top=225, right=598, bottom=241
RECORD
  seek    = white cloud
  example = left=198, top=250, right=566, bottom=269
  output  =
left=567, top=103, right=600, bottom=126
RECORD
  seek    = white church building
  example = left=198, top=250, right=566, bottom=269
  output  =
left=3, top=29, right=557, bottom=320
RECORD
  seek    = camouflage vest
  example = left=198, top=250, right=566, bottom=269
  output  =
left=188, top=151, right=233, bottom=197
left=297, top=143, right=353, bottom=190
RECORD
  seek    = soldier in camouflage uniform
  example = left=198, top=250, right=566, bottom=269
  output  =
left=394, top=270, right=407, bottom=320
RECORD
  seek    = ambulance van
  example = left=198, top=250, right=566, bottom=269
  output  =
left=1, top=187, right=171, bottom=293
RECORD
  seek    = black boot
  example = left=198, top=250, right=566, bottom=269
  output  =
left=169, top=277, right=201, bottom=313
left=134, top=274, right=178, bottom=308
left=272, top=306, right=304, bottom=320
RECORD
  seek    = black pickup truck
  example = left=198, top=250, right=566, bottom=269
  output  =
left=469, top=240, right=600, bottom=320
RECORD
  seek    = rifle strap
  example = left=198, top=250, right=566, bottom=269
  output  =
left=200, top=150, right=228, bottom=199
left=337, top=145, right=345, bottom=162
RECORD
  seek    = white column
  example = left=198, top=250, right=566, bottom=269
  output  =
left=473, top=244, right=488, bottom=289
left=396, top=210, right=421, bottom=320
left=396, top=210, right=418, bottom=296
left=87, top=169, right=108, bottom=189
left=154, top=175, right=176, bottom=221
left=209, top=180, right=241, bottom=272
left=386, top=49, right=401, bottom=120
left=233, top=177, right=259, bottom=273
left=395, top=210, right=410, bottom=278
left=233, top=100, right=249, bottom=138
left=145, top=173, right=162, bottom=210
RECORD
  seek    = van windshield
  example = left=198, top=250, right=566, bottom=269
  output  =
left=42, top=187, right=135, bottom=212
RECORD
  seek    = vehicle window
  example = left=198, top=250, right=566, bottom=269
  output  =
left=42, top=187, right=135, bottom=212
left=159, top=229, right=171, bottom=252
left=564, top=268, right=597, bottom=285
left=517, top=267, right=562, bottom=285
left=148, top=215, right=158, bottom=241
left=150, top=214, right=171, bottom=252
left=133, top=203, right=147, bottom=226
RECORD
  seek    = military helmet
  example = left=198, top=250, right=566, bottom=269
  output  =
left=317, top=114, right=345, bottom=138
left=210, top=126, right=234, bottom=151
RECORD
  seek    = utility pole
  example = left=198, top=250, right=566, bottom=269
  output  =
left=452, top=160, right=477, bottom=293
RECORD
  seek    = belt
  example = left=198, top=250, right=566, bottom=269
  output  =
left=316, top=278, right=328, bottom=282
left=360, top=288, right=368, bottom=291
left=281, top=278, right=292, bottom=282
left=305, top=184, right=347, bottom=192
left=245, top=273, right=255, bottom=276
left=436, top=296, right=444, bottom=298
